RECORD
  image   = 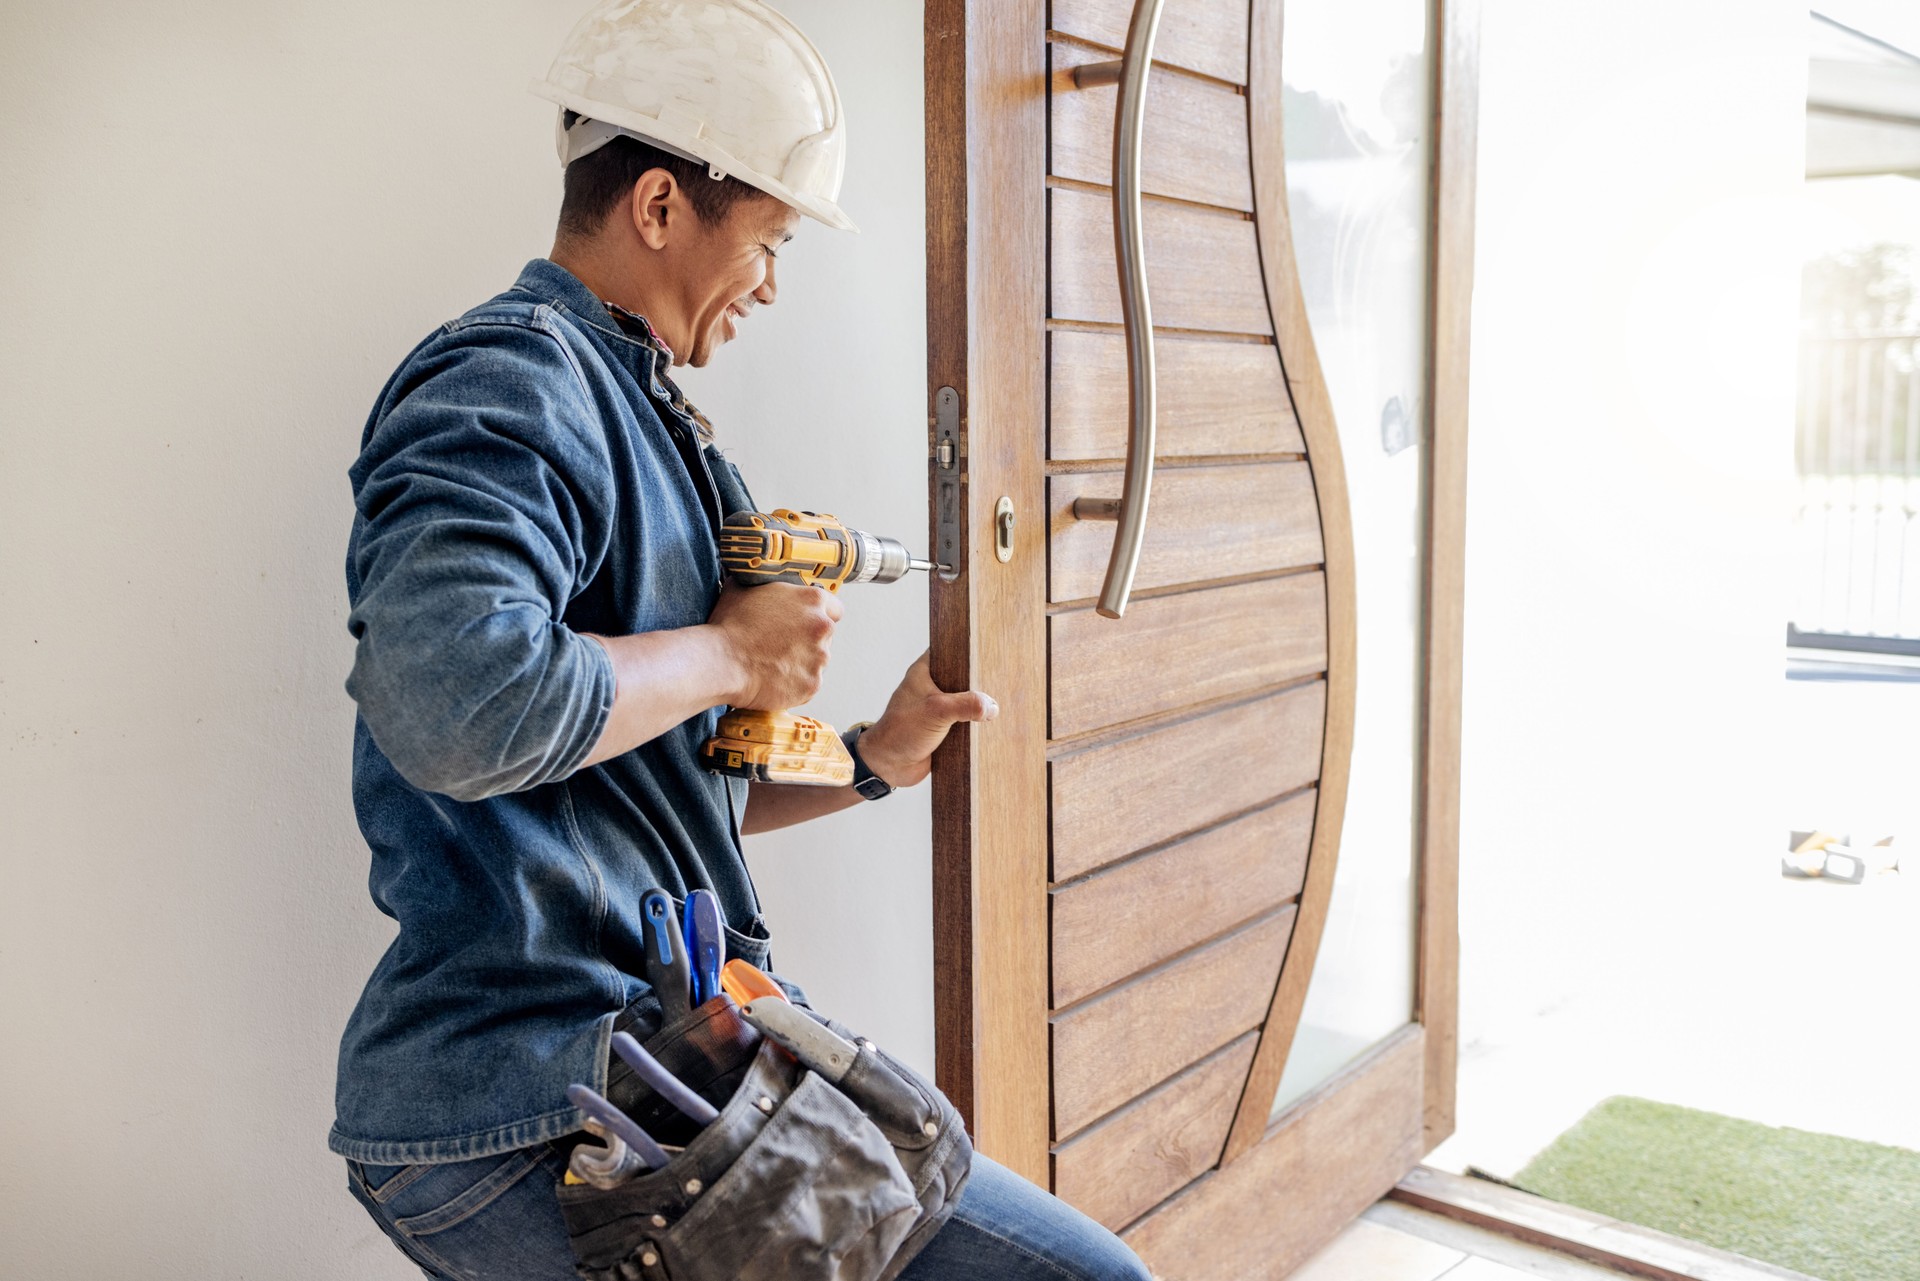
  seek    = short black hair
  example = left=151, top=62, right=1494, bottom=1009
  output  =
left=556, top=119, right=766, bottom=239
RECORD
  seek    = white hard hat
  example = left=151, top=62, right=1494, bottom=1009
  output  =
left=531, top=0, right=857, bottom=233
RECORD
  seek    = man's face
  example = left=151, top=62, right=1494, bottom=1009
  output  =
left=669, top=193, right=800, bottom=368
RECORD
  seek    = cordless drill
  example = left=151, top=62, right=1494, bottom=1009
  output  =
left=700, top=509, right=933, bottom=786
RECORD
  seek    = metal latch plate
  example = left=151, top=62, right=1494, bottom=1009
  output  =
left=933, top=386, right=961, bottom=582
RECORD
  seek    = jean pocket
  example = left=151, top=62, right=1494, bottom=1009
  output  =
left=387, top=1148, right=552, bottom=1238
left=356, top=1148, right=573, bottom=1281
left=353, top=1159, right=435, bottom=1203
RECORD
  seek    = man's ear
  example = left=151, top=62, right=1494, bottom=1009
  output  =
left=628, top=168, right=679, bottom=251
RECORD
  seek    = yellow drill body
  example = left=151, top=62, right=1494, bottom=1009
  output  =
left=700, top=510, right=928, bottom=786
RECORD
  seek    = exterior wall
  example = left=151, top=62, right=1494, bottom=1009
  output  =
left=0, top=2, right=925, bottom=1278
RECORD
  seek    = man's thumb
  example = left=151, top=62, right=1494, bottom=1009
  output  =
left=931, top=690, right=998, bottom=723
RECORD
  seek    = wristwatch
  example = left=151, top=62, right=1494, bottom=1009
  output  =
left=841, top=722, right=895, bottom=801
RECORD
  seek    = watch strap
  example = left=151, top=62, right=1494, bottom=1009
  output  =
left=841, top=722, right=894, bottom=800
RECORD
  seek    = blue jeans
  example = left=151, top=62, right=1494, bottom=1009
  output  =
left=348, top=1149, right=1150, bottom=1281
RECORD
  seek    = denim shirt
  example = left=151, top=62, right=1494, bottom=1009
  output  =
left=331, top=259, right=775, bottom=1165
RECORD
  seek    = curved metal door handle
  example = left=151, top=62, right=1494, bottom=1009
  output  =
left=1069, top=0, right=1166, bottom=619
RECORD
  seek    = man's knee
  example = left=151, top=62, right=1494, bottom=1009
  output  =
left=921, top=1156, right=1156, bottom=1281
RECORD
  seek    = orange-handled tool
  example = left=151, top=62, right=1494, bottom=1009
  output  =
left=720, top=958, right=787, bottom=1007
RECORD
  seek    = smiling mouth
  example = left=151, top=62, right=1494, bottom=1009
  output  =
left=720, top=299, right=754, bottom=341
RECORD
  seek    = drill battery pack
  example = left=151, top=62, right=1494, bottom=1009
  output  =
left=700, top=708, right=855, bottom=787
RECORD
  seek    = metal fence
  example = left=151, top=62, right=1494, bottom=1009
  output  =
left=1793, top=331, right=1920, bottom=653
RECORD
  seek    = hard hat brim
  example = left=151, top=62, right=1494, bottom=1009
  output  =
left=531, top=82, right=859, bottom=234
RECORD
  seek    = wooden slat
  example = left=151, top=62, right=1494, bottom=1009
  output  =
left=1051, top=792, right=1314, bottom=1007
left=1050, top=573, right=1326, bottom=739
left=1051, top=0, right=1250, bottom=84
left=1051, top=682, right=1324, bottom=881
left=1218, top=0, right=1364, bottom=1163
left=1391, top=1167, right=1820, bottom=1281
left=1051, top=185, right=1272, bottom=336
left=1048, top=462, right=1323, bottom=604
left=1418, top=0, right=1480, bottom=1154
left=1125, top=1027, right=1426, bottom=1281
left=1050, top=43, right=1253, bottom=211
left=1053, top=1033, right=1259, bottom=1232
left=1049, top=329, right=1301, bottom=462
left=1052, top=909, right=1294, bottom=1137
left=924, top=0, right=1053, bottom=1183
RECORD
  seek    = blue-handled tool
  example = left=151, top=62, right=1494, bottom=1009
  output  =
left=566, top=1084, right=669, bottom=1171
left=611, top=1031, right=720, bottom=1127
left=682, top=888, right=725, bottom=1005
left=640, top=888, right=693, bottom=1021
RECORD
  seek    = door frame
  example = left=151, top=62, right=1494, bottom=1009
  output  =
left=924, top=0, right=1054, bottom=1185
left=924, top=0, right=1480, bottom=1258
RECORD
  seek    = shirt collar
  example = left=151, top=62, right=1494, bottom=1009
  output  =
left=511, top=258, right=619, bottom=331
left=511, top=259, right=716, bottom=442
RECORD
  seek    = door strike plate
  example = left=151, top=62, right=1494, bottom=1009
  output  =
left=993, top=496, right=1015, bottom=563
left=933, top=386, right=961, bottom=582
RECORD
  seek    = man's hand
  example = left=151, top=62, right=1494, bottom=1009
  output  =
left=852, top=652, right=999, bottom=789
left=578, top=582, right=841, bottom=771
left=709, top=581, right=843, bottom=709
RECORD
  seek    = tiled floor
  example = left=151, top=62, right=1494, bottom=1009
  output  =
left=1288, top=1200, right=1628, bottom=1280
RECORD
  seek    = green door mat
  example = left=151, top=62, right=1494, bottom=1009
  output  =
left=1514, top=1097, right=1920, bottom=1281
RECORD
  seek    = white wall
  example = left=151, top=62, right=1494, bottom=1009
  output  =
left=1458, top=0, right=1805, bottom=1043
left=0, top=3, right=927, bottom=1278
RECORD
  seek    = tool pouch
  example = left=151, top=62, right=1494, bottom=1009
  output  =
left=559, top=996, right=971, bottom=1281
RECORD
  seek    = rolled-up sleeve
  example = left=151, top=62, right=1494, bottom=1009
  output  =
left=345, top=321, right=618, bottom=802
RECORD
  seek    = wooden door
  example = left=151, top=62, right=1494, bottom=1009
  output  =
left=925, top=0, right=1476, bottom=1275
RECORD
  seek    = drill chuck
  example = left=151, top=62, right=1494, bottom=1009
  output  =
left=846, top=527, right=917, bottom=585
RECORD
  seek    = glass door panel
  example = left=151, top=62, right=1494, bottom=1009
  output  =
left=1272, top=0, right=1435, bottom=1117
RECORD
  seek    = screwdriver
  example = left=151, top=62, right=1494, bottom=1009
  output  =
left=640, top=888, right=692, bottom=1022
left=683, top=889, right=724, bottom=1006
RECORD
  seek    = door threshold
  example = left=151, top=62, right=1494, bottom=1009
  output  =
left=1388, top=1166, right=1818, bottom=1281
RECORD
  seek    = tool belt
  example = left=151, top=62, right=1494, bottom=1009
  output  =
left=558, top=995, right=972, bottom=1281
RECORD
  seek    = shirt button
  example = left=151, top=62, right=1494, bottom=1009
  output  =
left=684, top=1178, right=703, bottom=1196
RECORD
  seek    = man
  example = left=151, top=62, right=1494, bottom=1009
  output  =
left=333, top=2, right=1152, bottom=1278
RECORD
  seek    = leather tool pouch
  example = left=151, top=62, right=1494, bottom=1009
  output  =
left=558, top=996, right=971, bottom=1281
